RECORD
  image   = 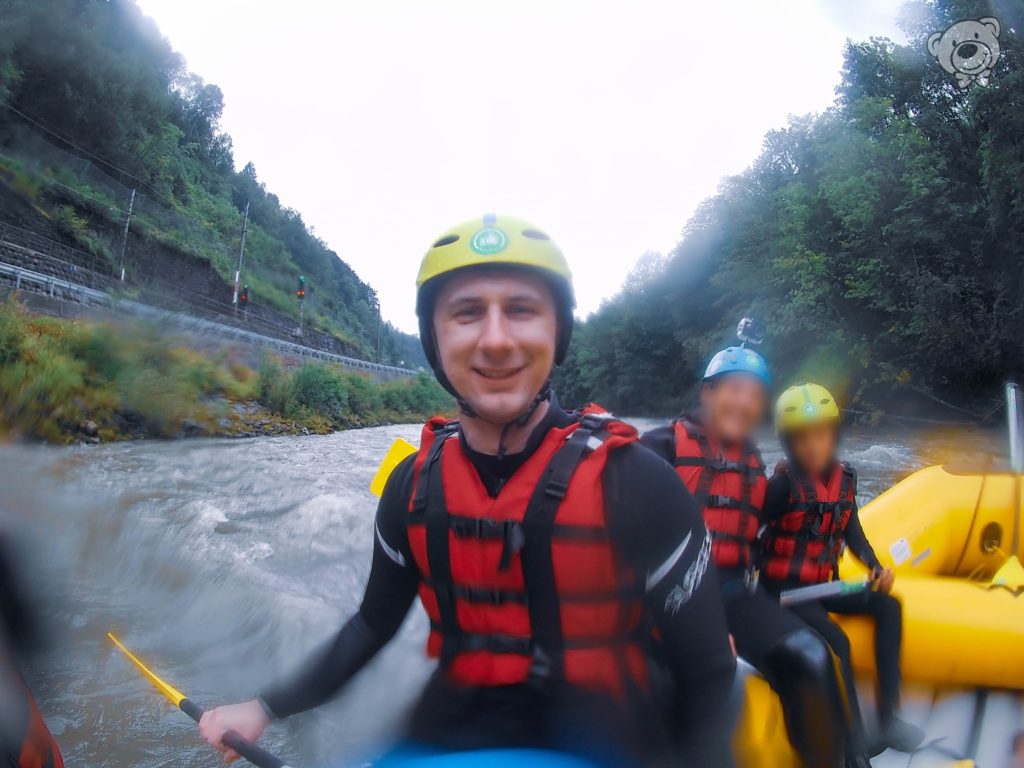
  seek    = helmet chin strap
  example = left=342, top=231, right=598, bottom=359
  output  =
left=456, top=381, right=553, bottom=461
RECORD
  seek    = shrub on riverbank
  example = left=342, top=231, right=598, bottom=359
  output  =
left=0, top=301, right=450, bottom=443
left=256, top=357, right=449, bottom=430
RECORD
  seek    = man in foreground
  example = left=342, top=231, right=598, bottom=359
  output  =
left=199, top=215, right=736, bottom=766
left=642, top=346, right=865, bottom=768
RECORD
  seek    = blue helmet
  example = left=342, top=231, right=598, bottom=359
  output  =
left=703, top=346, right=771, bottom=386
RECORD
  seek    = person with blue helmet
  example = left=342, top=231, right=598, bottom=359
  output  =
left=642, top=319, right=867, bottom=768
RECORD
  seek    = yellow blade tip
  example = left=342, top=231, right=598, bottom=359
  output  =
left=106, top=630, right=188, bottom=707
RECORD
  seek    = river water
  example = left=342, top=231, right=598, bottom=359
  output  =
left=0, top=420, right=1007, bottom=767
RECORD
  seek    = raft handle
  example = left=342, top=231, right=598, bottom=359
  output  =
left=981, top=522, right=1003, bottom=555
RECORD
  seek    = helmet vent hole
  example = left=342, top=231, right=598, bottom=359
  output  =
left=784, top=406, right=797, bottom=413
left=432, top=235, right=460, bottom=248
left=522, top=229, right=550, bottom=240
left=820, top=398, right=831, bottom=405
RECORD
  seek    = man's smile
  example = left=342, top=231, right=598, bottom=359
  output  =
left=472, top=365, right=527, bottom=382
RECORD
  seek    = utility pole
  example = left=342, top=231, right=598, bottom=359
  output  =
left=373, top=295, right=382, bottom=363
left=296, top=275, right=306, bottom=337
left=119, top=188, right=136, bottom=282
left=232, top=201, right=250, bottom=307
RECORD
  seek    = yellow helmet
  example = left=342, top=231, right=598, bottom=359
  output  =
left=416, top=214, right=573, bottom=291
left=416, top=215, right=576, bottom=384
left=775, top=383, right=841, bottom=434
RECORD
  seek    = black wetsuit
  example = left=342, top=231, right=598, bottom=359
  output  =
left=261, top=401, right=737, bottom=766
left=642, top=425, right=853, bottom=767
left=0, top=539, right=63, bottom=768
left=762, top=472, right=904, bottom=730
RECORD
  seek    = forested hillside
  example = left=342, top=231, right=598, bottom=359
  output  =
left=0, top=0, right=423, bottom=366
left=556, top=0, right=1024, bottom=419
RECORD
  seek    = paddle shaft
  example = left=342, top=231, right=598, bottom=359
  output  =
left=177, top=698, right=293, bottom=768
left=778, top=579, right=870, bottom=607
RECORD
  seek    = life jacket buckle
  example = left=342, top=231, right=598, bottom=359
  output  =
left=579, top=412, right=611, bottom=430
left=546, top=478, right=570, bottom=500
left=707, top=494, right=737, bottom=508
left=744, top=567, right=760, bottom=593
left=497, top=521, right=526, bottom=571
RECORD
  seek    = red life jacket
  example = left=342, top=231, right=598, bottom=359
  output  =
left=407, top=406, right=649, bottom=700
left=671, top=418, right=765, bottom=570
left=762, top=460, right=857, bottom=584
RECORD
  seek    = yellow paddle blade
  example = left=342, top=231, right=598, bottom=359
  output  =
left=370, top=438, right=418, bottom=498
left=107, top=632, right=187, bottom=707
left=990, top=555, right=1024, bottom=592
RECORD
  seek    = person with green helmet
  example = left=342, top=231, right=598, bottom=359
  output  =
left=197, top=215, right=736, bottom=766
left=761, top=383, right=924, bottom=756
left=642, top=332, right=865, bottom=768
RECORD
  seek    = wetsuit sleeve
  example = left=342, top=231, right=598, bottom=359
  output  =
left=761, top=472, right=791, bottom=524
left=845, top=500, right=881, bottom=571
left=639, top=424, right=677, bottom=464
left=604, top=445, right=736, bottom=766
left=0, top=538, right=38, bottom=653
left=260, top=457, right=420, bottom=718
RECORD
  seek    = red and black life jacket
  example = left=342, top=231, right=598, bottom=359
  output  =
left=407, top=406, right=649, bottom=700
left=671, top=418, right=765, bottom=570
left=762, top=460, right=857, bottom=584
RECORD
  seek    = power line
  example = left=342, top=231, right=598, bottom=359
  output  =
left=2, top=102, right=154, bottom=189
left=2, top=109, right=244, bottom=258
left=3, top=102, right=235, bottom=237
left=47, top=179, right=128, bottom=217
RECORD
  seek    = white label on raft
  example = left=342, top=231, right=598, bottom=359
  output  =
left=889, top=538, right=912, bottom=566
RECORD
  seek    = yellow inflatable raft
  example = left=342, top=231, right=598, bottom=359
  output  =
left=733, top=462, right=1024, bottom=767
left=837, top=465, right=1024, bottom=689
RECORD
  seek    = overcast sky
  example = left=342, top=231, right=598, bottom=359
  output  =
left=135, top=0, right=904, bottom=334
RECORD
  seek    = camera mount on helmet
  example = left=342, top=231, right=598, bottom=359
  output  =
left=736, top=317, right=766, bottom=349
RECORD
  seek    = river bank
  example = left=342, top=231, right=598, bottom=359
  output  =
left=0, top=299, right=450, bottom=443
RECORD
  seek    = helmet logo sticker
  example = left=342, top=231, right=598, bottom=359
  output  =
left=471, top=227, right=508, bottom=255
left=803, top=403, right=817, bottom=415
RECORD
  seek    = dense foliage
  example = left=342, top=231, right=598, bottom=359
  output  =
left=0, top=300, right=449, bottom=442
left=556, top=0, right=1024, bottom=418
left=0, top=0, right=423, bottom=365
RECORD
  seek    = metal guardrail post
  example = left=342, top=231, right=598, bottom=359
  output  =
left=1008, top=383, right=1024, bottom=474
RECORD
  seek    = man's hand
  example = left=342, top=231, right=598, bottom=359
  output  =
left=873, top=567, right=895, bottom=594
left=198, top=699, right=271, bottom=762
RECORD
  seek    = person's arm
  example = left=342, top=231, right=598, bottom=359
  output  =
left=638, top=424, right=678, bottom=464
left=761, top=472, right=791, bottom=525
left=845, top=499, right=881, bottom=572
left=0, top=536, right=38, bottom=653
left=605, top=446, right=736, bottom=766
left=199, top=458, right=421, bottom=758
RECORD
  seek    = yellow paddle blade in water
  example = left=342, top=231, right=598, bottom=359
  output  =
left=107, top=632, right=187, bottom=707
left=370, top=438, right=418, bottom=497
